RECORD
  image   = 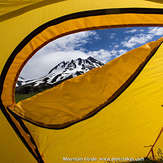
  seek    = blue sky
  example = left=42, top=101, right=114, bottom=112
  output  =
left=20, top=27, right=163, bottom=79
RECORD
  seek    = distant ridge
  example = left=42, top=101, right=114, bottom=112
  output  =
left=16, top=57, right=104, bottom=94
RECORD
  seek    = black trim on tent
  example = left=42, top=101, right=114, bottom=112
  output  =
left=0, top=103, right=44, bottom=163
left=7, top=108, right=44, bottom=163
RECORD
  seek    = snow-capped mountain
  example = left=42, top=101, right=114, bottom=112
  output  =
left=16, top=57, right=104, bottom=94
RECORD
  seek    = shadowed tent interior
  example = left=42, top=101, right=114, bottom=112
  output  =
left=0, top=0, right=163, bottom=163
left=0, top=0, right=66, bottom=22
left=145, top=0, right=163, bottom=4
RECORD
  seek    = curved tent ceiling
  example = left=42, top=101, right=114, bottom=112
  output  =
left=0, top=0, right=163, bottom=20
left=0, top=0, right=163, bottom=162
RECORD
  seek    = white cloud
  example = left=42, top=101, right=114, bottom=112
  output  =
left=109, top=33, right=116, bottom=39
left=148, top=27, right=163, bottom=36
left=20, top=31, right=99, bottom=79
left=122, top=27, right=163, bottom=48
left=114, top=44, right=119, bottom=49
left=87, top=49, right=127, bottom=64
left=125, top=29, right=137, bottom=33
left=21, top=50, right=89, bottom=79
left=121, top=33, right=153, bottom=48
left=42, top=31, right=98, bottom=52
left=140, top=29, right=145, bottom=32
left=119, top=49, right=127, bottom=54
left=87, top=49, right=113, bottom=63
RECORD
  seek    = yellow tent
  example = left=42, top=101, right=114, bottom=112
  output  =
left=0, top=0, right=163, bottom=162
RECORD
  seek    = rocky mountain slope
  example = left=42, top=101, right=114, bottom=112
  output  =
left=16, top=57, right=104, bottom=94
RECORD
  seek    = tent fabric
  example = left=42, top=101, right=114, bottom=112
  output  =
left=0, top=0, right=66, bottom=20
left=0, top=0, right=44, bottom=17
left=23, top=42, right=163, bottom=163
left=0, top=0, right=163, bottom=162
left=5, top=108, right=44, bottom=162
left=0, top=0, right=163, bottom=22
left=6, top=109, right=38, bottom=157
left=0, top=108, right=37, bottom=163
left=10, top=38, right=163, bottom=128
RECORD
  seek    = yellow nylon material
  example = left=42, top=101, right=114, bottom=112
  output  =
left=5, top=108, right=39, bottom=158
left=0, top=0, right=163, bottom=19
left=2, top=14, right=163, bottom=107
left=23, top=43, right=163, bottom=162
left=0, top=0, right=44, bottom=17
left=0, top=109, right=36, bottom=163
left=12, top=39, right=163, bottom=127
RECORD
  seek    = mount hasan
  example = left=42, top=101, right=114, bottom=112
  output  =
left=16, top=57, right=104, bottom=94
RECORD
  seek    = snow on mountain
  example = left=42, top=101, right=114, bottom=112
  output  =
left=16, top=57, right=104, bottom=94
left=16, top=76, right=26, bottom=87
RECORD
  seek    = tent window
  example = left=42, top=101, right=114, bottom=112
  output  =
left=15, top=26, right=163, bottom=102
